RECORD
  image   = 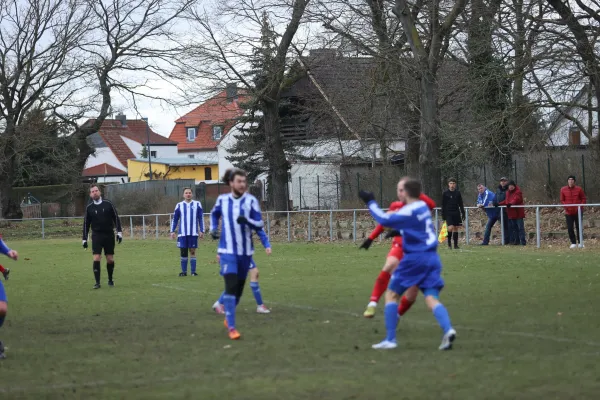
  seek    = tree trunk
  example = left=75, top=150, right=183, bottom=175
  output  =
left=263, top=101, right=290, bottom=212
left=405, top=128, right=420, bottom=178
left=419, top=70, right=442, bottom=202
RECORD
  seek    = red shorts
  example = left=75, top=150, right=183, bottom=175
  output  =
left=387, top=242, right=404, bottom=260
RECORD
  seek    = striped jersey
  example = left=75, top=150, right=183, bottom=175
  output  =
left=171, top=200, right=204, bottom=237
left=210, top=192, right=265, bottom=256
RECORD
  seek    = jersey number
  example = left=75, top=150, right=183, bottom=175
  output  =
left=425, top=220, right=436, bottom=246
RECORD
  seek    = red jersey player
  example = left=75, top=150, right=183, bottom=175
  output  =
left=0, top=264, right=9, bottom=281
left=360, top=193, right=436, bottom=318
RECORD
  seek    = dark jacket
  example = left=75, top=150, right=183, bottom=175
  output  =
left=441, top=189, right=465, bottom=219
left=499, top=185, right=525, bottom=219
left=83, top=198, right=122, bottom=240
left=495, top=184, right=508, bottom=204
left=560, top=185, right=586, bottom=216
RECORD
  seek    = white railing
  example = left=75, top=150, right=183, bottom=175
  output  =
left=0, top=204, right=596, bottom=248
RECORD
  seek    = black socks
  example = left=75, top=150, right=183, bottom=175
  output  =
left=107, top=262, right=114, bottom=282
left=93, top=261, right=101, bottom=284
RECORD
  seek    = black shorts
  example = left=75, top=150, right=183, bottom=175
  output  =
left=92, top=232, right=115, bottom=255
left=445, top=212, right=463, bottom=227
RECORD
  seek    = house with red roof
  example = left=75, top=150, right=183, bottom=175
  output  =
left=168, top=84, right=245, bottom=167
left=82, top=114, right=178, bottom=183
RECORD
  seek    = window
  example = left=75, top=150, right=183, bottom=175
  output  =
left=187, top=127, right=196, bottom=142
left=150, top=151, right=157, bottom=158
left=188, top=154, right=195, bottom=159
left=212, top=125, right=223, bottom=140
left=204, top=167, right=212, bottom=181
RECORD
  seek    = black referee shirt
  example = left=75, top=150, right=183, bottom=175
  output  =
left=441, top=189, right=465, bottom=218
left=83, top=198, right=123, bottom=240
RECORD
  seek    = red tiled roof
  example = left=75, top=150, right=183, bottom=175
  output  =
left=169, top=90, right=247, bottom=151
left=82, top=163, right=127, bottom=177
left=84, top=118, right=177, bottom=167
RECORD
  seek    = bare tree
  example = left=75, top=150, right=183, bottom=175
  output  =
left=0, top=0, right=89, bottom=218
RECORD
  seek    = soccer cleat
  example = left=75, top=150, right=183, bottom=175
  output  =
left=579, top=244, right=585, bottom=249
left=228, top=329, right=241, bottom=340
left=212, top=301, right=225, bottom=314
left=454, top=245, right=460, bottom=249
left=256, top=305, right=270, bottom=314
left=2, top=268, right=9, bottom=281
left=93, top=283, right=101, bottom=289
left=191, top=272, right=198, bottom=276
left=108, top=281, right=115, bottom=287
left=363, top=305, right=376, bottom=318
left=570, top=244, right=577, bottom=249
left=178, top=272, right=187, bottom=277
left=372, top=340, right=397, bottom=349
left=439, top=328, right=457, bottom=350
left=0, top=340, right=5, bottom=359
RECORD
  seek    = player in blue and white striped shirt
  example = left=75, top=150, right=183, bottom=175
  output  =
left=170, top=188, right=204, bottom=277
left=0, top=236, right=18, bottom=359
left=210, top=168, right=271, bottom=340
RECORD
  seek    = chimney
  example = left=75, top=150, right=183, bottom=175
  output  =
left=115, top=113, right=127, bottom=127
left=226, top=83, right=237, bottom=103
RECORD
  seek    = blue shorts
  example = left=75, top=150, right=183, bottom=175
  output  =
left=249, top=257, right=257, bottom=270
left=219, top=254, right=252, bottom=279
left=0, top=281, right=6, bottom=303
left=177, top=235, right=198, bottom=249
left=388, top=252, right=445, bottom=297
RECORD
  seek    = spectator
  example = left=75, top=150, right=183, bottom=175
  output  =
left=476, top=184, right=499, bottom=245
left=495, top=177, right=510, bottom=244
left=497, top=180, right=526, bottom=245
left=560, top=175, right=586, bottom=249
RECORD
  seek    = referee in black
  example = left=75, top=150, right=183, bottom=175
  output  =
left=82, top=184, right=123, bottom=289
left=441, top=177, right=465, bottom=249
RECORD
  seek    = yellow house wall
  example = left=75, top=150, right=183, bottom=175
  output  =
left=127, top=160, right=218, bottom=182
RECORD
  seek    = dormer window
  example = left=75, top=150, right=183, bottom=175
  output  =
left=212, top=125, right=223, bottom=140
left=187, top=127, right=197, bottom=142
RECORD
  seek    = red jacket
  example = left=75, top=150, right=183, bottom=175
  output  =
left=499, top=185, right=525, bottom=219
left=369, top=193, right=437, bottom=243
left=560, top=185, right=586, bottom=216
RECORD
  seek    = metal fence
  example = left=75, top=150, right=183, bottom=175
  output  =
left=0, top=204, right=597, bottom=249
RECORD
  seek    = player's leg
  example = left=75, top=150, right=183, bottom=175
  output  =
left=91, top=234, right=102, bottom=289
left=372, top=281, right=405, bottom=349
left=398, top=285, right=418, bottom=316
left=178, top=239, right=188, bottom=276
left=105, top=235, right=116, bottom=286
left=452, top=215, right=461, bottom=249
left=423, top=290, right=456, bottom=350
left=220, top=254, right=241, bottom=339
left=249, top=262, right=269, bottom=313
left=0, top=264, right=8, bottom=280
left=189, top=244, right=198, bottom=276
left=446, top=225, right=454, bottom=248
left=0, top=281, right=7, bottom=359
left=364, top=252, right=400, bottom=318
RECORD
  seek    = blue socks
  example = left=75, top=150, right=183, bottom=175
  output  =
left=223, top=294, right=236, bottom=330
left=250, top=281, right=263, bottom=306
left=433, top=303, right=452, bottom=333
left=384, top=302, right=399, bottom=342
left=190, top=257, right=197, bottom=274
left=180, top=257, right=188, bottom=274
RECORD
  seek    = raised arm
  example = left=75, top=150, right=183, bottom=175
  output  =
left=367, top=201, right=411, bottom=228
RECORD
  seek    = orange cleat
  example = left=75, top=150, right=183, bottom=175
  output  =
left=228, top=329, right=241, bottom=340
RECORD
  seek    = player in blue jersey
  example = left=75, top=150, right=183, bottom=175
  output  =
left=210, top=168, right=272, bottom=340
left=359, top=177, right=456, bottom=350
left=0, top=236, right=19, bottom=359
left=170, top=188, right=204, bottom=276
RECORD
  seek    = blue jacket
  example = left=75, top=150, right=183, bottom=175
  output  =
left=477, top=188, right=499, bottom=218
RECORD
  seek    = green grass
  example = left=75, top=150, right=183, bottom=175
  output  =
left=1, top=240, right=600, bottom=399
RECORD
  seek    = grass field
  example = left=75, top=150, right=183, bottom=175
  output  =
left=0, top=239, right=599, bottom=399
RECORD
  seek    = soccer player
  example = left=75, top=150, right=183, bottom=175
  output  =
left=210, top=168, right=271, bottom=340
left=0, top=237, right=18, bottom=359
left=360, top=193, right=436, bottom=318
left=82, top=184, right=123, bottom=289
left=442, top=178, right=465, bottom=249
left=170, top=188, right=205, bottom=276
left=0, top=264, right=9, bottom=280
left=359, top=178, right=456, bottom=350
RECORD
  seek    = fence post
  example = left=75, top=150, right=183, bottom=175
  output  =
left=299, top=177, right=302, bottom=210
left=266, top=211, right=271, bottom=241
left=329, top=210, right=334, bottom=241
left=581, top=154, right=586, bottom=193
left=465, top=208, right=470, bottom=245
left=335, top=174, right=340, bottom=209
left=353, top=209, right=357, bottom=242
left=308, top=211, right=312, bottom=241
left=317, top=175, right=320, bottom=210
left=42, top=218, right=45, bottom=239
left=500, top=210, right=505, bottom=246
left=142, top=216, right=146, bottom=240
left=155, top=215, right=159, bottom=239
left=536, top=206, right=541, bottom=248
left=287, top=211, right=291, bottom=242
left=130, top=216, right=133, bottom=238
left=578, top=206, right=584, bottom=247
left=434, top=209, right=439, bottom=235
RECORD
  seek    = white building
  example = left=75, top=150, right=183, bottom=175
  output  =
left=546, top=85, right=599, bottom=147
